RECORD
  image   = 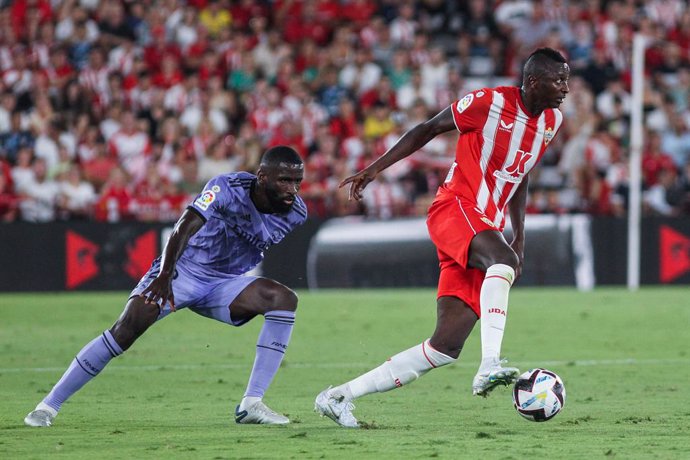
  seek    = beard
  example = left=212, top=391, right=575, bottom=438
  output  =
left=267, top=189, right=294, bottom=214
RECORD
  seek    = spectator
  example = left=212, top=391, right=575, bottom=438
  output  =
left=108, top=111, right=152, bottom=179
left=199, top=0, right=231, bottom=38
left=18, top=157, right=59, bottom=222
left=661, top=112, right=690, bottom=168
left=198, top=139, right=238, bottom=183
left=642, top=130, right=677, bottom=187
left=56, top=164, right=96, bottom=220
left=0, top=111, right=34, bottom=165
left=339, top=48, right=382, bottom=96
left=0, top=91, right=18, bottom=134
left=94, top=166, right=132, bottom=222
left=0, top=169, right=19, bottom=222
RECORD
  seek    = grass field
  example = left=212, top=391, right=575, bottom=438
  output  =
left=1, top=288, right=689, bottom=459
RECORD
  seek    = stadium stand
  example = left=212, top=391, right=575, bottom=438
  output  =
left=0, top=0, right=689, bottom=223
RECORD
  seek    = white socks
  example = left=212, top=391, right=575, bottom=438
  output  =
left=239, top=396, right=261, bottom=411
left=337, top=339, right=456, bottom=400
left=479, top=264, right=515, bottom=373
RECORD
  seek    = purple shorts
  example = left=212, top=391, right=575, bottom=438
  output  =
left=130, top=257, right=258, bottom=326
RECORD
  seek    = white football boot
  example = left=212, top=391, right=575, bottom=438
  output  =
left=234, top=400, right=289, bottom=425
left=472, top=359, right=520, bottom=397
left=24, top=403, right=57, bottom=427
left=314, top=387, right=359, bottom=428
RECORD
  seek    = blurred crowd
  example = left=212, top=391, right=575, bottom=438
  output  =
left=0, top=0, right=689, bottom=223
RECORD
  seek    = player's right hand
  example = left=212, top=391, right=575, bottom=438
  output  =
left=339, top=168, right=377, bottom=201
left=140, top=274, right=176, bottom=312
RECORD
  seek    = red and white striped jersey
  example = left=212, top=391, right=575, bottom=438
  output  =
left=441, top=86, right=563, bottom=230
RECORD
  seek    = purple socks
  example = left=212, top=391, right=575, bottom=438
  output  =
left=43, top=330, right=123, bottom=412
left=243, top=310, right=296, bottom=398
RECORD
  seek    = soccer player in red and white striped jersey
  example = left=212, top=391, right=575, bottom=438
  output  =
left=316, top=48, right=570, bottom=427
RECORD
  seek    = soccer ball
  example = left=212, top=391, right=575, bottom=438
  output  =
left=512, top=368, right=566, bottom=422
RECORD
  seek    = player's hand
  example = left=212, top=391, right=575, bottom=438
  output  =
left=140, top=273, right=176, bottom=312
left=339, top=168, right=377, bottom=201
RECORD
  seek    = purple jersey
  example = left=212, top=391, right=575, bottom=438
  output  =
left=181, top=172, right=307, bottom=278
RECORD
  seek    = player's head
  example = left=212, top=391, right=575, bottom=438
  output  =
left=256, top=146, right=304, bottom=213
left=522, top=48, right=570, bottom=111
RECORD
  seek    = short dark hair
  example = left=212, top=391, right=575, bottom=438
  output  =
left=523, top=48, right=567, bottom=79
left=260, top=145, right=303, bottom=167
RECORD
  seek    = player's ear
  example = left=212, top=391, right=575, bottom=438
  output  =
left=256, top=167, right=268, bottom=184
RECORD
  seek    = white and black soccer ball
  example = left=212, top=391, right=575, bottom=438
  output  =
left=512, top=368, right=566, bottom=422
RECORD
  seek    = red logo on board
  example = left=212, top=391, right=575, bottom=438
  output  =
left=659, top=225, right=690, bottom=283
left=65, top=230, right=158, bottom=289
left=66, top=231, right=100, bottom=288
left=124, top=230, right=157, bottom=280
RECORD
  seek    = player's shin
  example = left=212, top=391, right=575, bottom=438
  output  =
left=479, top=264, right=515, bottom=372
left=42, top=330, right=123, bottom=413
left=240, top=310, right=295, bottom=410
left=338, top=339, right=456, bottom=400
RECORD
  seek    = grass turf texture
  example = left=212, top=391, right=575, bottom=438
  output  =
left=1, top=288, right=689, bottom=459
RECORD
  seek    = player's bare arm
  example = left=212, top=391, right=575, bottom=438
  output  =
left=140, top=208, right=205, bottom=309
left=340, top=106, right=457, bottom=200
left=508, top=174, right=529, bottom=278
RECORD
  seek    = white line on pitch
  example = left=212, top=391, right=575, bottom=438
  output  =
left=1, top=358, right=689, bottom=374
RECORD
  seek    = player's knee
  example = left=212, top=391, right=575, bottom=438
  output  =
left=490, top=250, right=519, bottom=271
left=110, top=300, right=158, bottom=350
left=263, top=284, right=299, bottom=312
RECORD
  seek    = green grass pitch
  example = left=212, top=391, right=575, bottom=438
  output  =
left=1, top=288, right=689, bottom=459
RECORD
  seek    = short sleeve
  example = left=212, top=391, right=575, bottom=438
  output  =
left=450, top=89, right=492, bottom=133
left=189, top=175, right=232, bottom=221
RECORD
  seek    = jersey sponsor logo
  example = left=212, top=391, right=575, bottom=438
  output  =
left=499, top=119, right=514, bottom=131
left=456, top=93, right=474, bottom=113
left=494, top=149, right=533, bottom=183
left=194, top=190, right=216, bottom=211
left=544, top=127, right=555, bottom=145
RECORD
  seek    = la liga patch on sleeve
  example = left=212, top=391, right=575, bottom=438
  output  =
left=456, top=93, right=474, bottom=113
left=194, top=190, right=216, bottom=211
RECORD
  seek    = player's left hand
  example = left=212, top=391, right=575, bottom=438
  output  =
left=339, top=168, right=377, bottom=201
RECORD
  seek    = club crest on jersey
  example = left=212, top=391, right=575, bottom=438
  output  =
left=544, top=127, right=555, bottom=145
left=456, top=93, right=474, bottom=113
left=194, top=190, right=216, bottom=211
left=211, top=185, right=221, bottom=192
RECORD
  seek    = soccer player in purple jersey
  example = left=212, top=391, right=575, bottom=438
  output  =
left=25, top=146, right=308, bottom=426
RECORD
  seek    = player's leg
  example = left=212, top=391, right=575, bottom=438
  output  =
left=230, top=278, right=298, bottom=425
left=24, top=296, right=160, bottom=427
left=315, top=296, right=474, bottom=428
left=467, top=230, right=520, bottom=396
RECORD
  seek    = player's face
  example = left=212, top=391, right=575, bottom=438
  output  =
left=537, top=63, right=570, bottom=109
left=261, top=163, right=304, bottom=213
